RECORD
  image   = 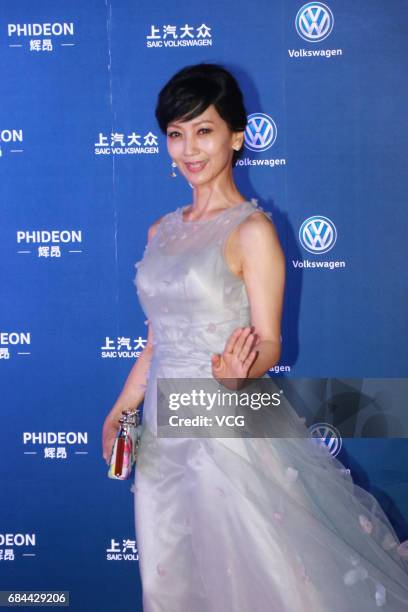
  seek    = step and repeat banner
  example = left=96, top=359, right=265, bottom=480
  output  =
left=1, top=1, right=407, bottom=609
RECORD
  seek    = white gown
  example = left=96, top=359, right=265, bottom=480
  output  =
left=132, top=199, right=408, bottom=611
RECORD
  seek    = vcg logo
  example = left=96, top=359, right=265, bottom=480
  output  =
left=295, top=2, right=334, bottom=42
left=244, top=113, right=277, bottom=152
left=299, top=215, right=337, bottom=254
left=309, top=422, right=342, bottom=457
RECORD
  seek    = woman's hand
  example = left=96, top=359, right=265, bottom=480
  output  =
left=211, top=326, right=258, bottom=390
left=102, top=418, right=119, bottom=466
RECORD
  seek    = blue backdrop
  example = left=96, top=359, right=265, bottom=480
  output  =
left=1, top=1, right=407, bottom=609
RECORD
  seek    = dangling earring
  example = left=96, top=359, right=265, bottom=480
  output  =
left=170, top=161, right=177, bottom=177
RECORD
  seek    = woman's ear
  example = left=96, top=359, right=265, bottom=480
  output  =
left=232, top=131, right=244, bottom=151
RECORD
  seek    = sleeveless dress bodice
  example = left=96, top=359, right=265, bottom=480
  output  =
left=134, top=199, right=265, bottom=376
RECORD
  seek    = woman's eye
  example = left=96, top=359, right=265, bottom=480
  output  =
left=167, top=128, right=211, bottom=138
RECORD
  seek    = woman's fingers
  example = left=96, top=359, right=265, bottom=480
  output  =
left=224, top=327, right=244, bottom=354
left=243, top=349, right=258, bottom=369
left=225, top=326, right=254, bottom=356
left=237, top=329, right=257, bottom=361
left=215, top=327, right=258, bottom=379
left=102, top=429, right=117, bottom=465
left=232, top=327, right=256, bottom=362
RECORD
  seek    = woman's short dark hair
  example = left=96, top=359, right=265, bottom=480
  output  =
left=155, top=63, right=247, bottom=165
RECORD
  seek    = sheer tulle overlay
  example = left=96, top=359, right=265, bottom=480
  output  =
left=132, top=200, right=408, bottom=611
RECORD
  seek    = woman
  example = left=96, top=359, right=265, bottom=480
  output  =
left=102, top=63, right=408, bottom=611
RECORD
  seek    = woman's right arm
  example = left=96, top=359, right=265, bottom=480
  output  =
left=102, top=218, right=162, bottom=464
left=102, top=320, right=154, bottom=464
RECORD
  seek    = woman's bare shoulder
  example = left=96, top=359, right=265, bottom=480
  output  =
left=226, top=209, right=276, bottom=251
left=239, top=209, right=278, bottom=241
left=236, top=209, right=283, bottom=263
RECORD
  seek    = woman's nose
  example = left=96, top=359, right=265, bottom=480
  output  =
left=183, top=134, right=199, bottom=156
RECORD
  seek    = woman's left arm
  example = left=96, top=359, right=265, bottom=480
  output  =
left=240, top=211, right=285, bottom=377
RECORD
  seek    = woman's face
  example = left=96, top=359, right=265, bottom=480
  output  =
left=166, top=104, right=243, bottom=188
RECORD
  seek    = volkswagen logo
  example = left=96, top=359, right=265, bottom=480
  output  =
left=244, top=113, right=277, bottom=152
left=299, top=215, right=337, bottom=254
left=308, top=422, right=342, bottom=457
left=295, top=2, right=334, bottom=43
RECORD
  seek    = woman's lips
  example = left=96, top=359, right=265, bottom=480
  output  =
left=185, top=161, right=207, bottom=173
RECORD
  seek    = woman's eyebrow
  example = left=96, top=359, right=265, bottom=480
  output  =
left=167, top=119, right=215, bottom=128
